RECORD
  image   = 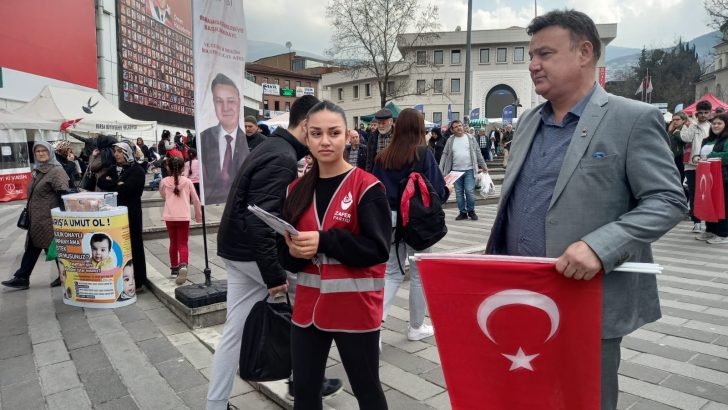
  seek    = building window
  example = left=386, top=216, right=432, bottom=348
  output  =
left=479, top=48, right=490, bottom=64
left=433, top=79, right=443, bottom=94
left=416, top=80, right=426, bottom=94
left=451, top=78, right=461, bottom=93
left=353, top=116, right=359, bottom=126
left=353, top=85, right=359, bottom=99
left=514, top=47, right=525, bottom=62
left=284, top=80, right=290, bottom=88
left=451, top=111, right=460, bottom=121
left=451, top=50, right=461, bottom=65
left=387, top=80, right=395, bottom=96
left=263, top=77, right=269, bottom=84
left=306, top=81, right=312, bottom=87
left=365, top=83, right=371, bottom=97
left=416, top=50, right=427, bottom=65
left=432, top=112, right=442, bottom=124
left=497, top=48, right=507, bottom=63
left=274, top=101, right=280, bottom=111
left=434, top=50, right=444, bottom=65
left=285, top=102, right=291, bottom=112
left=296, top=80, right=302, bottom=87
left=338, top=88, right=344, bottom=101
left=292, top=59, right=305, bottom=71
left=263, top=100, right=269, bottom=111
left=274, top=78, right=280, bottom=84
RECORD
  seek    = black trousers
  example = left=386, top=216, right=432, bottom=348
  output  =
left=291, top=325, right=387, bottom=410
left=14, top=236, right=44, bottom=280
left=686, top=169, right=700, bottom=223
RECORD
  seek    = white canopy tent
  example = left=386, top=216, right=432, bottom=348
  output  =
left=15, top=85, right=157, bottom=135
left=265, top=112, right=289, bottom=129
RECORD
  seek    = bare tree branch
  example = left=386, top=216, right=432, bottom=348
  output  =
left=325, top=0, right=441, bottom=108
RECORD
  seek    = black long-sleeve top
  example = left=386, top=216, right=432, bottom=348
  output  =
left=281, top=170, right=392, bottom=272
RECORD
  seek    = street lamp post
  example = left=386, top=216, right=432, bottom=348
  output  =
left=464, top=0, right=472, bottom=126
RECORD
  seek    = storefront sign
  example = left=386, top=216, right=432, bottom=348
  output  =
left=0, top=171, right=31, bottom=202
left=280, top=87, right=295, bottom=97
left=295, top=87, right=315, bottom=97
left=262, top=83, right=280, bottom=95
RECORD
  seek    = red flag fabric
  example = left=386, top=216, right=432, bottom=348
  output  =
left=694, top=161, right=719, bottom=221
left=417, top=255, right=602, bottom=410
left=60, top=118, right=83, bottom=131
left=709, top=159, right=725, bottom=220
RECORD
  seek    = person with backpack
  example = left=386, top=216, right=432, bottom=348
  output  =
left=160, top=157, right=202, bottom=285
left=281, top=101, right=391, bottom=409
left=372, top=108, right=450, bottom=342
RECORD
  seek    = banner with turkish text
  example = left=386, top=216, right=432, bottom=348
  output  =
left=0, top=171, right=31, bottom=202
left=417, top=254, right=601, bottom=410
left=193, top=0, right=248, bottom=205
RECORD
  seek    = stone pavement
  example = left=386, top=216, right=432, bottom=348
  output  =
left=0, top=202, right=279, bottom=410
left=3, top=195, right=728, bottom=409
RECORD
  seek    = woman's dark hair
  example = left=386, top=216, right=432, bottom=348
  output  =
left=527, top=9, right=602, bottom=63
left=430, top=127, right=442, bottom=140
left=706, top=113, right=728, bottom=152
left=375, top=108, right=425, bottom=170
left=283, top=101, right=347, bottom=225
left=187, top=148, right=197, bottom=160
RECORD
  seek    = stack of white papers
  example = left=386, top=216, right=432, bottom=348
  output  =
left=247, top=205, right=300, bottom=236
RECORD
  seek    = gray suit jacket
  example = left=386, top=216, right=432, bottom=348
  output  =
left=199, top=124, right=248, bottom=205
left=486, top=86, right=688, bottom=338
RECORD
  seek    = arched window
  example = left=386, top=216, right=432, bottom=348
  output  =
left=716, top=83, right=723, bottom=100
left=484, top=84, right=518, bottom=118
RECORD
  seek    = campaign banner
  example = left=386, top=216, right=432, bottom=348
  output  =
left=51, top=207, right=136, bottom=308
left=417, top=254, right=601, bottom=410
left=193, top=0, right=248, bottom=205
left=0, top=171, right=31, bottom=202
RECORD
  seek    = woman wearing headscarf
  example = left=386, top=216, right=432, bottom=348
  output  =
left=97, top=141, right=147, bottom=291
left=54, top=140, right=80, bottom=193
left=86, top=134, right=118, bottom=191
left=2, top=141, right=69, bottom=290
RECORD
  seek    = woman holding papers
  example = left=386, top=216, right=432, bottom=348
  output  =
left=282, top=101, right=391, bottom=410
left=372, top=108, right=450, bottom=342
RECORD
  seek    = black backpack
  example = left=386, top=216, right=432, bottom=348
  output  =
left=395, top=146, right=447, bottom=252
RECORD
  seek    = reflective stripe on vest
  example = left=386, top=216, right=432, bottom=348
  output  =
left=298, top=272, right=385, bottom=294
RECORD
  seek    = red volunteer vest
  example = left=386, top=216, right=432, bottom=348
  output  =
left=290, top=168, right=386, bottom=332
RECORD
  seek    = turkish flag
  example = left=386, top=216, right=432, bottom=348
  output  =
left=417, top=255, right=602, bottom=410
left=709, top=159, right=725, bottom=220
left=694, top=161, right=719, bottom=222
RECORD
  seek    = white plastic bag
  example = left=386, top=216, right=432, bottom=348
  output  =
left=478, top=172, right=496, bottom=197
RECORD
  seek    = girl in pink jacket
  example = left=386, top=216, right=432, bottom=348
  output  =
left=160, top=157, right=202, bottom=285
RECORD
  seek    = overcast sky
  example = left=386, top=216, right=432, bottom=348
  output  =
left=245, top=0, right=714, bottom=54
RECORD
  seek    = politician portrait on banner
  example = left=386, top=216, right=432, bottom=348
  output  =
left=192, top=0, right=247, bottom=205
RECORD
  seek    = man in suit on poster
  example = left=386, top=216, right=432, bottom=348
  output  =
left=199, top=73, right=249, bottom=205
left=485, top=10, right=687, bottom=410
left=149, top=0, right=171, bottom=25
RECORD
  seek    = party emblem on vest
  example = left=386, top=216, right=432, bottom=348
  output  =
left=341, top=192, right=353, bottom=210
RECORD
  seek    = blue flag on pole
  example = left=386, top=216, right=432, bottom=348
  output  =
left=447, top=104, right=452, bottom=123
left=502, top=105, right=515, bottom=124
left=469, top=108, right=480, bottom=120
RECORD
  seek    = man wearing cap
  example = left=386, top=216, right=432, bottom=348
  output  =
left=200, top=73, right=248, bottom=205
left=364, top=108, right=394, bottom=172
left=243, top=115, right=267, bottom=152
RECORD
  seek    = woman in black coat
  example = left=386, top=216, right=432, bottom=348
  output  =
left=428, top=127, right=447, bottom=164
left=97, top=141, right=147, bottom=291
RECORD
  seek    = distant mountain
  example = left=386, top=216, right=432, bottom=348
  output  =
left=247, top=39, right=329, bottom=62
left=605, top=31, right=724, bottom=81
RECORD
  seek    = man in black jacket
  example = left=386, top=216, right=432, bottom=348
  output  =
left=207, top=95, right=343, bottom=410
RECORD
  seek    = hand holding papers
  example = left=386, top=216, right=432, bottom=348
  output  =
left=443, top=171, right=465, bottom=185
left=247, top=205, right=300, bottom=237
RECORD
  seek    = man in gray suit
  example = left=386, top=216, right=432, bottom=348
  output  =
left=199, top=73, right=249, bottom=205
left=486, top=10, right=687, bottom=409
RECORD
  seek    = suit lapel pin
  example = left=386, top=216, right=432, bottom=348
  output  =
left=580, top=128, right=588, bottom=138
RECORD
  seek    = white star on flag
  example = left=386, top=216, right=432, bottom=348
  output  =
left=502, top=348, right=539, bottom=371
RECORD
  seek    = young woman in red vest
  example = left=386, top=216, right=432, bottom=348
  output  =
left=282, top=101, right=392, bottom=410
